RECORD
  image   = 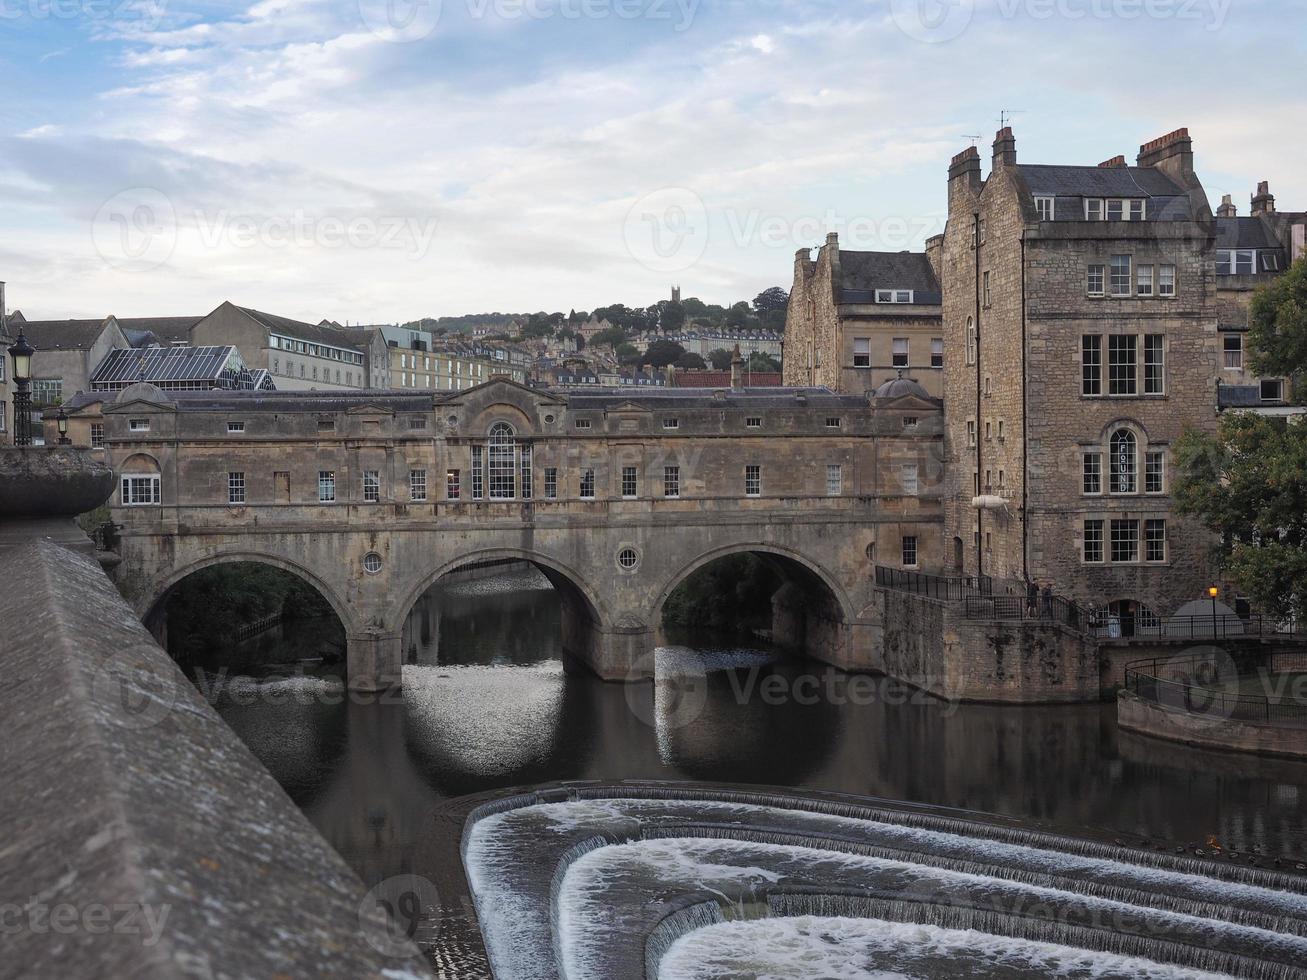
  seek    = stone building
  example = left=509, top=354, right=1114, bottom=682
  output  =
left=940, top=126, right=1224, bottom=628
left=784, top=235, right=945, bottom=397
left=191, top=302, right=388, bottom=391
left=1213, top=183, right=1306, bottom=416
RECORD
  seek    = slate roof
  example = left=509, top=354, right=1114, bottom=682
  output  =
left=235, top=306, right=367, bottom=351
left=18, top=318, right=116, bottom=351
left=123, top=389, right=433, bottom=413
left=1216, top=217, right=1281, bottom=250
left=1017, top=164, right=1186, bottom=198
left=1017, top=164, right=1194, bottom=221
left=568, top=387, right=871, bottom=410
left=115, top=316, right=203, bottom=344
left=838, top=251, right=942, bottom=306
left=671, top=371, right=784, bottom=388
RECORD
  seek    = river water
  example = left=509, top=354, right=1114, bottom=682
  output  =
left=209, top=566, right=1307, bottom=901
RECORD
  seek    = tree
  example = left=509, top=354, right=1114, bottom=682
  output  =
left=1173, top=255, right=1307, bottom=623
left=661, top=301, right=686, bottom=332
left=726, top=301, right=753, bottom=328
left=753, top=286, right=788, bottom=315
left=1248, top=255, right=1307, bottom=403
left=748, top=352, right=781, bottom=372
left=676, top=352, right=706, bottom=370
left=591, top=326, right=629, bottom=350
left=707, top=348, right=733, bottom=370
left=615, top=343, right=641, bottom=365
left=643, top=339, right=687, bottom=368
left=1174, top=415, right=1307, bottom=624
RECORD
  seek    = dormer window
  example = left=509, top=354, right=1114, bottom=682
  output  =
left=1085, top=199, right=1104, bottom=221
left=129, top=419, right=150, bottom=432
left=1217, top=250, right=1256, bottom=276
left=875, top=290, right=914, bottom=304
left=1035, top=196, right=1055, bottom=221
left=1086, top=198, right=1145, bottom=221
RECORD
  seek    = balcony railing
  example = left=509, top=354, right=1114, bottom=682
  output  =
left=1091, top=615, right=1298, bottom=642
left=875, top=565, right=994, bottom=601
left=1125, top=653, right=1307, bottom=727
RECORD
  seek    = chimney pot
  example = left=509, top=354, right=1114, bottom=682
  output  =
left=1252, top=181, right=1275, bottom=215
left=1137, top=127, right=1193, bottom=172
left=1098, top=155, right=1127, bottom=168
left=1216, top=194, right=1237, bottom=219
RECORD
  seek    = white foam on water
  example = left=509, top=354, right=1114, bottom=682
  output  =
left=653, top=645, right=776, bottom=675
left=403, top=663, right=565, bottom=776
left=657, top=916, right=1236, bottom=980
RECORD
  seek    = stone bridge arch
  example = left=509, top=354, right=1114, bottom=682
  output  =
left=650, top=542, right=872, bottom=669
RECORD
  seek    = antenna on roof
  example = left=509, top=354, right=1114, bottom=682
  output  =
left=962, top=134, right=982, bottom=147
left=999, top=109, right=1026, bottom=129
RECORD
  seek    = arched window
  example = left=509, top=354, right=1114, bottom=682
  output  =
left=488, top=423, right=517, bottom=499
left=1110, top=429, right=1137, bottom=494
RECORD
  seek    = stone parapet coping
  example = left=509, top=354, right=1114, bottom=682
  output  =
left=0, top=534, right=431, bottom=979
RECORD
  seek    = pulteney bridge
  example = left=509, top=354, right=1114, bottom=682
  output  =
left=103, top=377, right=944, bottom=691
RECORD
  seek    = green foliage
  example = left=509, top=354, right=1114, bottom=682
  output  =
left=1249, top=255, right=1307, bottom=403
left=676, top=352, right=706, bottom=370
left=643, top=339, right=687, bottom=368
left=1174, top=415, right=1307, bottom=623
left=616, top=343, right=641, bottom=365
left=748, top=352, right=781, bottom=372
left=661, top=301, right=686, bottom=332
left=662, top=554, right=781, bottom=630
left=752, top=286, right=789, bottom=330
left=707, top=348, right=733, bottom=370
left=165, top=564, right=339, bottom=661
left=590, top=326, right=629, bottom=349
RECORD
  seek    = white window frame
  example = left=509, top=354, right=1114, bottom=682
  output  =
left=1129, top=199, right=1147, bottom=221
left=931, top=338, right=944, bottom=368
left=410, top=469, right=428, bottom=502
left=227, top=421, right=246, bottom=434
left=227, top=471, right=246, bottom=505
left=363, top=470, right=381, bottom=503
left=1136, top=265, right=1154, bottom=296
left=745, top=417, right=763, bottom=429
left=965, top=317, right=976, bottom=365
left=745, top=464, right=762, bottom=498
left=853, top=337, right=871, bottom=368
left=89, top=423, right=104, bottom=448
left=1110, top=255, right=1132, bottom=297
left=621, top=466, right=638, bottom=500
left=1223, top=334, right=1243, bottom=370
left=1158, top=264, right=1176, bottom=297
left=901, top=535, right=918, bottom=568
left=1084, top=198, right=1105, bottom=221
left=901, top=464, right=919, bottom=497
left=1087, top=264, right=1105, bottom=297
left=892, top=338, right=909, bottom=368
left=664, top=465, right=680, bottom=498
left=1035, top=196, right=1054, bottom=221
left=120, top=475, right=161, bottom=506
left=826, top=464, right=842, bottom=497
left=129, top=418, right=150, bottom=432
left=319, top=471, right=336, bottom=503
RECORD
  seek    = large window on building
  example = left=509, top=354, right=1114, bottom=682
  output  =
left=1082, top=452, right=1102, bottom=495
left=901, top=464, right=919, bottom=496
left=1110, top=429, right=1137, bottom=494
left=1223, top=334, right=1243, bottom=370
left=580, top=469, right=596, bottom=499
left=826, top=464, right=842, bottom=496
left=447, top=469, right=461, bottom=500
left=965, top=317, right=976, bottom=365
left=1110, top=255, right=1132, bottom=296
left=363, top=471, right=381, bottom=503
left=228, top=472, right=246, bottom=505
left=90, top=423, right=105, bottom=448
left=1083, top=520, right=1104, bottom=563
left=472, top=446, right=485, bottom=499
left=931, top=338, right=944, bottom=368
left=1087, top=264, right=1105, bottom=296
left=621, top=466, right=638, bottom=499
left=1145, top=451, right=1165, bottom=494
left=121, top=474, right=161, bottom=506
left=853, top=338, right=870, bottom=368
left=319, top=471, right=336, bottom=503
left=1143, top=335, right=1165, bottom=394
left=892, top=338, right=909, bottom=368
left=410, top=469, right=427, bottom=502
left=901, top=536, right=918, bottom=568
left=544, top=468, right=558, bottom=499
left=745, top=464, right=762, bottom=497
left=1111, top=519, right=1140, bottom=563
left=1082, top=335, right=1102, bottom=396
left=1158, top=264, right=1176, bottom=297
left=664, top=466, right=680, bottom=498
left=1145, top=519, right=1167, bottom=563
left=488, top=423, right=517, bottom=499
left=1108, top=335, right=1137, bottom=395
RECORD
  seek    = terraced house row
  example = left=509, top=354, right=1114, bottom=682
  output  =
left=787, top=126, right=1304, bottom=627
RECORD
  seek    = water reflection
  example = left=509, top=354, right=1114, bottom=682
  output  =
left=208, top=566, right=1307, bottom=896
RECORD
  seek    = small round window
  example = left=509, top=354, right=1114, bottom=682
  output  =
left=617, top=548, right=640, bottom=571
left=446, top=415, right=458, bottom=427
left=544, top=414, right=556, bottom=424
left=363, top=553, right=383, bottom=575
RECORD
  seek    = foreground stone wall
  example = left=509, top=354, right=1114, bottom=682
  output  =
left=877, top=588, right=1101, bottom=703
left=1118, top=692, right=1307, bottom=760
left=0, top=536, right=430, bottom=979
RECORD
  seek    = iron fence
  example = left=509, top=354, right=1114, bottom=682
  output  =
left=1092, top=615, right=1298, bottom=642
left=963, top=593, right=1086, bottom=631
left=874, top=566, right=994, bottom=601
left=1124, top=653, right=1307, bottom=727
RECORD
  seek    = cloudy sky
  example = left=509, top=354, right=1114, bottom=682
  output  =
left=1, top=0, right=1303, bottom=323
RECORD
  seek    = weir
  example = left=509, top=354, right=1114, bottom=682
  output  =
left=461, top=784, right=1307, bottom=980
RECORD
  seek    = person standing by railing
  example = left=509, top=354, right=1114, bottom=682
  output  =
left=1040, top=584, right=1054, bottom=620
left=1026, top=579, right=1039, bottom=619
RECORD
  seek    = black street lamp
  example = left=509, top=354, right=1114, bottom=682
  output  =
left=56, top=406, right=71, bottom=445
left=1209, top=585, right=1220, bottom=638
left=8, top=328, right=34, bottom=447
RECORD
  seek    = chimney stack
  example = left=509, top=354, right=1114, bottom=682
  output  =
left=1098, top=155, right=1127, bottom=169
left=1216, top=194, right=1237, bottom=219
left=730, top=344, right=744, bottom=390
left=992, top=127, right=1017, bottom=169
left=1251, top=181, right=1276, bottom=216
left=1137, top=127, right=1193, bottom=175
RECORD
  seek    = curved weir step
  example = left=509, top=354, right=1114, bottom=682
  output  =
left=460, top=785, right=1307, bottom=980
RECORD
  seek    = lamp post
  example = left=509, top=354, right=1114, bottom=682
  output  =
left=1209, top=586, right=1220, bottom=638
left=8, top=328, right=34, bottom=447
left=56, top=406, right=70, bottom=445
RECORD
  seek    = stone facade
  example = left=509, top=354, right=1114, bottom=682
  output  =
left=940, top=127, right=1229, bottom=623
left=784, top=233, right=945, bottom=397
left=103, top=379, right=945, bottom=690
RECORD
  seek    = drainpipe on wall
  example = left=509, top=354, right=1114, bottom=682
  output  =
left=974, top=213, right=984, bottom=580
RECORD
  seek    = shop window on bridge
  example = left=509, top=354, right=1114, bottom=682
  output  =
left=319, top=471, right=336, bottom=503
left=120, top=454, right=161, bottom=506
left=544, top=468, right=558, bottom=499
left=580, top=469, right=596, bottom=500
left=447, top=469, right=461, bottom=500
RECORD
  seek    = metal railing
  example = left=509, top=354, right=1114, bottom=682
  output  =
left=1124, top=653, right=1307, bottom=726
left=964, top=593, right=1086, bottom=631
left=875, top=566, right=994, bottom=601
left=1091, top=614, right=1298, bottom=641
